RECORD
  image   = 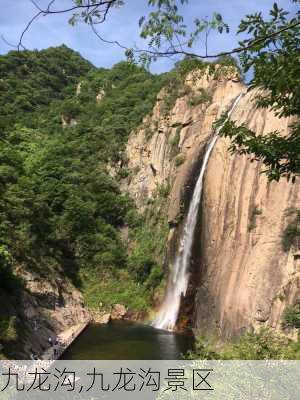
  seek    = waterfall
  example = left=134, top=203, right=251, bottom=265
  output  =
left=153, top=94, right=243, bottom=331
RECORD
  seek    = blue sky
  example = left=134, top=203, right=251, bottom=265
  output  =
left=0, top=0, right=297, bottom=73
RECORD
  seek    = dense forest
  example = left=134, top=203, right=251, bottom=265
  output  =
left=0, top=45, right=178, bottom=350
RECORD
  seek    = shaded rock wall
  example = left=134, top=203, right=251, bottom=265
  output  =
left=4, top=267, right=89, bottom=359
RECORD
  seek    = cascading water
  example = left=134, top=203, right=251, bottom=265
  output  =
left=153, top=94, right=243, bottom=331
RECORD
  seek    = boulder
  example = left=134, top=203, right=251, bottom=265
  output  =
left=99, top=313, right=111, bottom=324
left=111, top=304, right=127, bottom=320
left=90, top=311, right=111, bottom=324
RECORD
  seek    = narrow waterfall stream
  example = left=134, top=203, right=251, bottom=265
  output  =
left=153, top=94, right=243, bottom=331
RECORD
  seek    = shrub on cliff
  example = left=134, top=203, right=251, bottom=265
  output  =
left=187, top=328, right=300, bottom=360
left=174, top=153, right=186, bottom=167
left=283, top=305, right=300, bottom=329
left=282, top=209, right=300, bottom=251
left=188, top=88, right=212, bottom=107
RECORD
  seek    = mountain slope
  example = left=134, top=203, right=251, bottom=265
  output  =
left=0, top=47, right=166, bottom=358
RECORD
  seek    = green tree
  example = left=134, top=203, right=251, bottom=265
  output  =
left=219, top=2, right=300, bottom=181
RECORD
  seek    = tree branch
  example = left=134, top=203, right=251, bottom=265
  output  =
left=1, top=35, right=19, bottom=49
left=33, top=0, right=117, bottom=15
left=17, top=9, right=43, bottom=50
left=92, top=19, right=300, bottom=60
left=14, top=0, right=118, bottom=50
left=9, top=0, right=300, bottom=59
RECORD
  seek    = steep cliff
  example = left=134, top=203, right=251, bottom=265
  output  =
left=1, top=267, right=89, bottom=359
left=196, top=89, right=299, bottom=338
left=124, top=66, right=299, bottom=337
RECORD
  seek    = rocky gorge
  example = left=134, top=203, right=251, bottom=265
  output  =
left=0, top=46, right=298, bottom=359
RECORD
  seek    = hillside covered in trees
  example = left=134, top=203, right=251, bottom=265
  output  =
left=0, top=45, right=176, bottom=356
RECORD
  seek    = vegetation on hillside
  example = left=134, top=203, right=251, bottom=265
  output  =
left=283, top=304, right=300, bottom=329
left=187, top=328, right=300, bottom=360
left=81, top=181, right=170, bottom=312
left=0, top=45, right=223, bottom=329
left=10, top=0, right=298, bottom=183
left=0, top=45, right=93, bottom=131
left=0, top=45, right=175, bottom=345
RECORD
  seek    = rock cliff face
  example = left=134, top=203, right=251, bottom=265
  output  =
left=124, top=68, right=300, bottom=337
left=2, top=267, right=89, bottom=358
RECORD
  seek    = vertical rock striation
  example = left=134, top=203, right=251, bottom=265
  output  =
left=195, top=90, right=299, bottom=337
left=124, top=67, right=299, bottom=336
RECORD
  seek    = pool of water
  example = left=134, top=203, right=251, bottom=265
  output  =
left=62, top=320, right=194, bottom=360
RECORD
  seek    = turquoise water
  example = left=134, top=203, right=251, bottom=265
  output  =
left=62, top=320, right=194, bottom=360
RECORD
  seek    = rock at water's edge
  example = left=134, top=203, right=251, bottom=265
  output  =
left=111, top=304, right=127, bottom=320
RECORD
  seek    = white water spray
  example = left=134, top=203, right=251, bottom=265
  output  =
left=153, top=94, right=243, bottom=331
